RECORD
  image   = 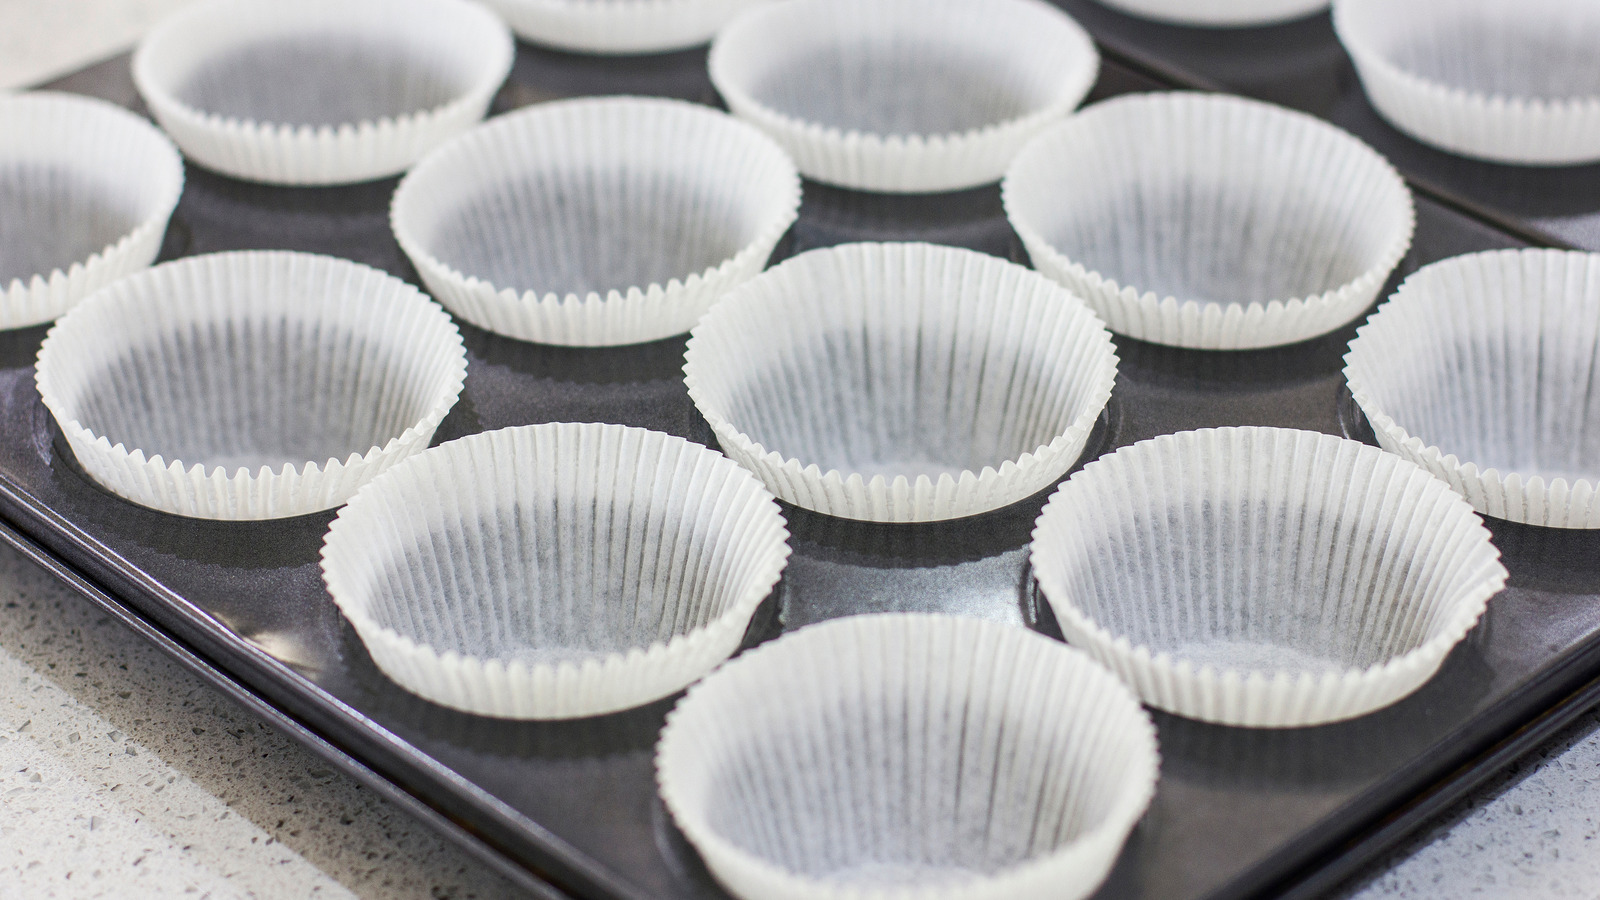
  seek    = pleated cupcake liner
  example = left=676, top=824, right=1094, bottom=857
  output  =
left=684, top=242, right=1119, bottom=523
left=656, top=612, right=1159, bottom=900
left=35, top=251, right=467, bottom=520
left=1091, top=0, right=1328, bottom=26
left=391, top=96, right=800, bottom=346
left=482, top=0, right=769, bottom=53
left=708, top=0, right=1099, bottom=193
left=321, top=422, right=791, bottom=719
left=0, top=92, right=183, bottom=329
left=132, top=0, right=512, bottom=185
left=1031, top=427, right=1507, bottom=728
left=1346, top=249, right=1600, bottom=529
left=1334, top=0, right=1600, bottom=166
left=1004, top=92, right=1414, bottom=350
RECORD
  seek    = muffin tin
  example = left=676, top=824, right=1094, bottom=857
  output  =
left=10, top=11, right=1600, bottom=900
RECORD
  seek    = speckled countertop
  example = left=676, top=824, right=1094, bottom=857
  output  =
left=5, top=4, right=1600, bottom=899
left=0, top=544, right=518, bottom=899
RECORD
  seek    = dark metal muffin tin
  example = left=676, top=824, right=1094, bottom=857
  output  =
left=15, top=7, right=1600, bottom=898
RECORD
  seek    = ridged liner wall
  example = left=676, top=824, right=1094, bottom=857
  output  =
left=1346, top=249, right=1600, bottom=529
left=656, top=613, right=1159, bottom=900
left=391, top=96, right=800, bottom=346
left=1031, top=427, right=1508, bottom=728
left=482, top=0, right=768, bottom=54
left=35, top=251, right=467, bottom=520
left=132, top=0, right=512, bottom=185
left=684, top=242, right=1119, bottom=523
left=321, top=422, right=791, bottom=719
left=0, top=92, right=183, bottom=329
left=1005, top=92, right=1414, bottom=350
left=708, top=0, right=1099, bottom=192
left=1334, top=0, right=1600, bottom=166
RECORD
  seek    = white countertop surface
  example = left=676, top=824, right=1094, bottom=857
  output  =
left=0, top=542, right=519, bottom=899
left=5, top=4, right=1600, bottom=898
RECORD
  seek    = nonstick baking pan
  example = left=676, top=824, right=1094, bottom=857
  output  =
left=14, top=10, right=1600, bottom=899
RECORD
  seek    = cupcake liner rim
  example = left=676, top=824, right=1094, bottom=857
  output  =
left=706, top=0, right=1101, bottom=177
left=321, top=421, right=792, bottom=719
left=484, top=0, right=765, bottom=54
left=390, top=95, right=802, bottom=312
left=682, top=241, right=1119, bottom=517
left=132, top=0, right=514, bottom=140
left=708, top=0, right=1099, bottom=149
left=1031, top=426, right=1506, bottom=699
left=130, top=0, right=514, bottom=183
left=655, top=612, right=1161, bottom=900
left=35, top=250, right=467, bottom=484
left=0, top=91, right=185, bottom=328
left=1332, top=0, right=1600, bottom=115
left=1344, top=248, right=1600, bottom=527
left=1002, top=92, right=1416, bottom=349
left=324, top=429, right=793, bottom=673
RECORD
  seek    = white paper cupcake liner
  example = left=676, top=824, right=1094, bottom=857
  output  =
left=321, top=422, right=791, bottom=719
left=1091, top=0, right=1327, bottom=27
left=1346, top=249, right=1600, bottom=529
left=656, top=613, right=1159, bottom=900
left=132, top=0, right=513, bottom=185
left=0, top=91, right=183, bottom=330
left=1333, top=0, right=1600, bottom=166
left=35, top=251, right=467, bottom=520
left=391, top=96, right=800, bottom=347
left=1031, top=426, right=1507, bottom=728
left=1005, top=92, right=1415, bottom=350
left=684, top=242, right=1119, bottom=523
left=482, top=0, right=770, bottom=54
left=708, top=0, right=1099, bottom=193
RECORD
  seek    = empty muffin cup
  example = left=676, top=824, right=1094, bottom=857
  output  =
left=481, top=0, right=769, bottom=54
left=684, top=242, right=1119, bottom=523
left=1005, top=92, right=1414, bottom=350
left=656, top=612, right=1159, bottom=900
left=0, top=91, right=183, bottom=330
left=391, top=96, right=800, bottom=346
left=1346, top=249, right=1600, bottom=529
left=1032, top=427, right=1507, bottom=728
left=35, top=251, right=468, bottom=520
left=1090, top=0, right=1327, bottom=26
left=321, top=422, right=791, bottom=719
left=132, top=0, right=513, bottom=185
left=1334, top=0, right=1600, bottom=166
left=708, top=0, right=1099, bottom=192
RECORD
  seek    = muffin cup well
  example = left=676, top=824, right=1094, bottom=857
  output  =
left=1031, top=426, right=1507, bottom=728
left=1346, top=249, right=1600, bottom=529
left=1004, top=92, right=1414, bottom=350
left=0, top=92, right=183, bottom=329
left=132, top=0, right=513, bottom=185
left=656, top=612, right=1159, bottom=900
left=321, top=422, right=791, bottom=719
left=35, top=251, right=467, bottom=520
left=684, top=242, right=1119, bottom=523
left=482, top=0, right=768, bottom=54
left=1334, top=0, right=1600, bottom=166
left=392, top=96, right=800, bottom=347
left=708, top=0, right=1099, bottom=192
